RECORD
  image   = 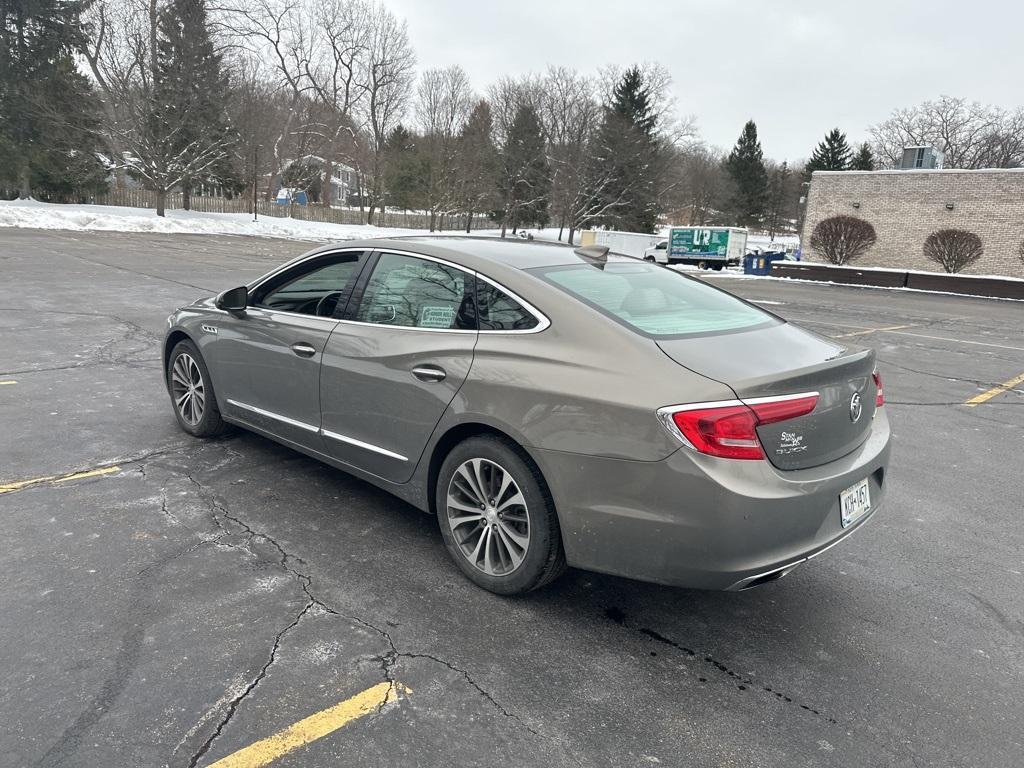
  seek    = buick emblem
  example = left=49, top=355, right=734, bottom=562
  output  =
left=849, top=392, right=863, bottom=423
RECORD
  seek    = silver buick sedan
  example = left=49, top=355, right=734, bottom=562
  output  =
left=163, top=237, right=890, bottom=594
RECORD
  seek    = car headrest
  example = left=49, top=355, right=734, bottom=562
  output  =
left=620, top=287, right=670, bottom=315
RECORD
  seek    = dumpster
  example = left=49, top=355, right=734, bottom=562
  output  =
left=743, top=253, right=771, bottom=275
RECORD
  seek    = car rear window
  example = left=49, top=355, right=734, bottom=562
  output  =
left=533, top=262, right=777, bottom=338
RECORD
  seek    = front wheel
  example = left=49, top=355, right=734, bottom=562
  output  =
left=644, top=255, right=656, bottom=263
left=167, top=339, right=228, bottom=438
left=436, top=436, right=566, bottom=594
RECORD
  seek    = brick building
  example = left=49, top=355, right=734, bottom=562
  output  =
left=801, top=168, right=1024, bottom=278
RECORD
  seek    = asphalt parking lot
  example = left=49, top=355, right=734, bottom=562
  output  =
left=1, top=228, right=1022, bottom=768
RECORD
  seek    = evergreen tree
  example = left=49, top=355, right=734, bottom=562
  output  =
left=724, top=120, right=768, bottom=228
left=0, top=0, right=106, bottom=199
left=588, top=67, right=661, bottom=233
left=496, top=104, right=550, bottom=236
left=154, top=0, right=238, bottom=208
left=805, top=128, right=852, bottom=175
left=382, top=125, right=426, bottom=211
left=456, top=101, right=499, bottom=232
left=851, top=142, right=875, bottom=171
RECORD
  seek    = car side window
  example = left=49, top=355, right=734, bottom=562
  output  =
left=354, top=253, right=475, bottom=330
left=475, top=279, right=539, bottom=331
left=251, top=252, right=365, bottom=317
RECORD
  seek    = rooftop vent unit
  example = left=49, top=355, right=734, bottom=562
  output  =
left=900, top=145, right=944, bottom=170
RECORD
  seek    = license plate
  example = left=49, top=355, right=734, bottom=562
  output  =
left=840, top=478, right=871, bottom=528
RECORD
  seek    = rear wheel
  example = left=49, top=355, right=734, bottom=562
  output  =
left=436, top=436, right=565, bottom=594
left=167, top=340, right=228, bottom=438
left=698, top=260, right=708, bottom=270
left=712, top=263, right=724, bottom=271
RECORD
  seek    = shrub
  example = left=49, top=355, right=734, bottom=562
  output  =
left=923, top=229, right=983, bottom=274
left=809, top=215, right=877, bottom=265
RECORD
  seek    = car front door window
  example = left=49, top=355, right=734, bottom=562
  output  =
left=252, top=253, right=365, bottom=317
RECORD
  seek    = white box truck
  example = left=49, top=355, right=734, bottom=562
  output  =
left=581, top=229, right=663, bottom=259
left=643, top=227, right=747, bottom=270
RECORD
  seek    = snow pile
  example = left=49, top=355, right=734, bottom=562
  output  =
left=0, top=199, right=429, bottom=241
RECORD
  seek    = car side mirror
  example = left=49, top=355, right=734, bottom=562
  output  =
left=216, top=286, right=248, bottom=313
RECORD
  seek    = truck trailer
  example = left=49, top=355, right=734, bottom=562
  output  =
left=580, top=229, right=663, bottom=260
left=643, top=227, right=747, bottom=270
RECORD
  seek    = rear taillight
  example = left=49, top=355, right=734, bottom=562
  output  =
left=872, top=370, right=884, bottom=407
left=661, top=393, right=818, bottom=461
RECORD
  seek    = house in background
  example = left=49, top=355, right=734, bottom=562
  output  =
left=271, top=156, right=359, bottom=206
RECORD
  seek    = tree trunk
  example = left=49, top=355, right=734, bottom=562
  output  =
left=568, top=224, right=576, bottom=246
left=17, top=159, right=31, bottom=199
left=500, top=220, right=507, bottom=238
left=558, top=215, right=565, bottom=242
left=156, top=189, right=166, bottom=217
left=367, top=200, right=377, bottom=226
left=182, top=186, right=191, bottom=211
left=465, top=211, right=472, bottom=234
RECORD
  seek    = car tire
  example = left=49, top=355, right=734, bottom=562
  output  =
left=166, top=339, right=229, bottom=438
left=436, top=435, right=566, bottom=595
left=644, top=255, right=656, bottom=262
left=712, top=263, right=724, bottom=271
left=698, top=260, right=708, bottom=270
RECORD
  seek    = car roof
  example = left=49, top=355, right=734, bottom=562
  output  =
left=306, top=235, right=586, bottom=273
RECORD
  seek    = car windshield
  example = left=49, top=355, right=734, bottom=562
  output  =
left=533, top=262, right=777, bottom=338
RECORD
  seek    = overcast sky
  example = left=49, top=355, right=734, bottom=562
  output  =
left=387, top=0, right=1023, bottom=161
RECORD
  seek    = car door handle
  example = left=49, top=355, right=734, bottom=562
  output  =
left=290, top=342, right=317, bottom=358
left=412, top=365, right=446, bottom=382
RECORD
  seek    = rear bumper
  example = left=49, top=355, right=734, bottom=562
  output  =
left=531, top=409, right=891, bottom=590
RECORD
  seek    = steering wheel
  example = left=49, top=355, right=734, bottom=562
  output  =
left=314, top=291, right=344, bottom=317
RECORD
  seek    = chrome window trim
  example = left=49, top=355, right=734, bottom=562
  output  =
left=321, top=428, right=408, bottom=462
left=238, top=245, right=550, bottom=335
left=473, top=271, right=551, bottom=335
left=226, top=399, right=320, bottom=433
left=247, top=247, right=368, bottom=294
left=340, top=247, right=550, bottom=335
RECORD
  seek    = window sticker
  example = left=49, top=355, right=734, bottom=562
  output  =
left=419, top=305, right=456, bottom=328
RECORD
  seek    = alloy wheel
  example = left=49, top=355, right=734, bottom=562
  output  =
left=446, top=458, right=530, bottom=576
left=170, top=352, right=205, bottom=426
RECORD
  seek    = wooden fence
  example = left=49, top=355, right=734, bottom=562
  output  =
left=72, top=188, right=497, bottom=231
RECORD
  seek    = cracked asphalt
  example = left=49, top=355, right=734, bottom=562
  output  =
left=1, top=228, right=1022, bottom=768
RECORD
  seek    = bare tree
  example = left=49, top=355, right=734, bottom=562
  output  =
left=809, top=216, right=877, bottom=265
left=79, top=0, right=155, bottom=188
left=923, top=229, right=984, bottom=273
left=870, top=96, right=1024, bottom=169
left=361, top=2, right=414, bottom=224
left=535, top=66, right=599, bottom=242
left=416, top=65, right=474, bottom=229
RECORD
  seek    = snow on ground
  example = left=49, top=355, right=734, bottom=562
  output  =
left=0, top=199, right=432, bottom=241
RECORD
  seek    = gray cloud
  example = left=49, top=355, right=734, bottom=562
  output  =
left=388, top=0, right=1022, bottom=160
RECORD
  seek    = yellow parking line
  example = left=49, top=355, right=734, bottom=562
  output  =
left=833, top=324, right=915, bottom=338
left=963, top=372, right=1024, bottom=407
left=205, top=681, right=410, bottom=768
left=0, top=380, right=16, bottom=385
left=0, top=465, right=121, bottom=494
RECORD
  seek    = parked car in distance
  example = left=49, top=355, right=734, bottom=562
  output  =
left=164, top=237, right=890, bottom=594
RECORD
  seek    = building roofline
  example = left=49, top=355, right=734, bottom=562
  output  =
left=812, top=167, right=1024, bottom=177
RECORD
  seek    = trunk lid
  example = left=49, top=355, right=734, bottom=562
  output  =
left=657, top=322, right=877, bottom=470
